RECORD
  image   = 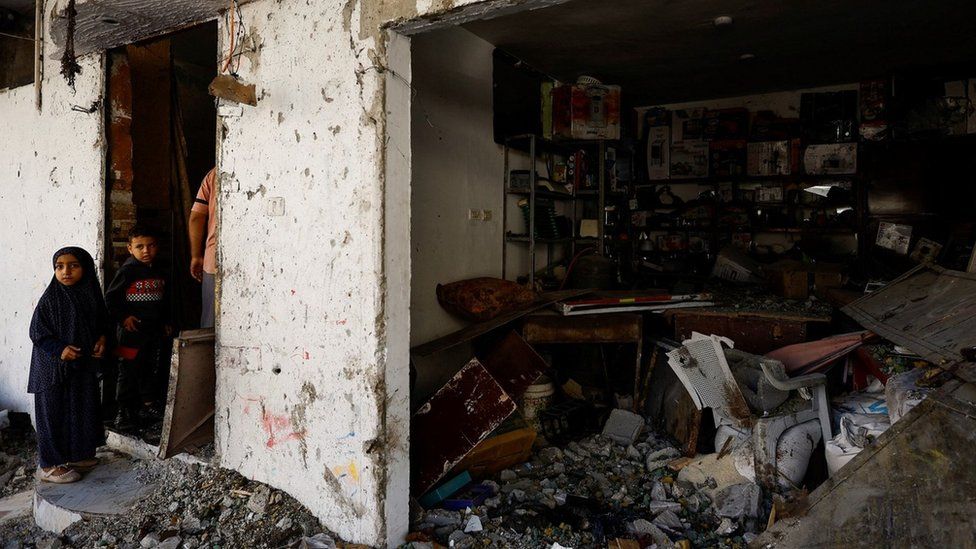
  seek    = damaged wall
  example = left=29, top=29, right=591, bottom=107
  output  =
left=0, top=0, right=560, bottom=547
left=0, top=51, right=104, bottom=413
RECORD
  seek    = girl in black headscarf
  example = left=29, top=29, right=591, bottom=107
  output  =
left=28, top=247, right=110, bottom=483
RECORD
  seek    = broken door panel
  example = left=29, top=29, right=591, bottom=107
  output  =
left=158, top=328, right=215, bottom=459
left=411, top=360, right=516, bottom=495
left=843, top=264, right=976, bottom=368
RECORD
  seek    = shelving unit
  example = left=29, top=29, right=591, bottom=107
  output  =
left=501, top=134, right=610, bottom=285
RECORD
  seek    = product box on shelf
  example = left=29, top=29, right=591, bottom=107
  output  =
left=671, top=140, right=709, bottom=179
left=747, top=140, right=800, bottom=176
left=647, top=126, right=670, bottom=180
left=804, top=143, right=857, bottom=175
left=709, top=139, right=747, bottom=178
left=552, top=83, right=621, bottom=140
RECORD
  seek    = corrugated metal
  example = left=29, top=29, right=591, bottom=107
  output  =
left=843, top=264, right=976, bottom=369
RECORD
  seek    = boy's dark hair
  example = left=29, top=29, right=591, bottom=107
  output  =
left=128, top=225, right=159, bottom=242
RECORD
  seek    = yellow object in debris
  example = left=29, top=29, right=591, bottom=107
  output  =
left=673, top=540, right=691, bottom=549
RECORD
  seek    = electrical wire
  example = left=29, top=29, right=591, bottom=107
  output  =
left=221, top=1, right=236, bottom=74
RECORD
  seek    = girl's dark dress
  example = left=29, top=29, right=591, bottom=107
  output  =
left=28, top=247, right=108, bottom=468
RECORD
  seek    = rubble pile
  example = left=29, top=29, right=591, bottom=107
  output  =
left=0, top=413, right=37, bottom=500
left=409, top=431, right=763, bottom=548
left=0, top=449, right=346, bottom=549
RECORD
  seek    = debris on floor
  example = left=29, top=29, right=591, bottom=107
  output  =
left=0, top=421, right=348, bottom=549
left=408, top=428, right=763, bottom=548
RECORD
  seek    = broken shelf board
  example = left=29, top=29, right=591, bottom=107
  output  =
left=158, top=329, right=215, bottom=459
left=410, top=289, right=592, bottom=357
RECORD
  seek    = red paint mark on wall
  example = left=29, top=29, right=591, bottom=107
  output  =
left=241, top=396, right=306, bottom=448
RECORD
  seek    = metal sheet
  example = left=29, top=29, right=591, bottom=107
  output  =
left=411, top=360, right=517, bottom=495
left=480, top=331, right=547, bottom=400
left=843, top=264, right=976, bottom=368
left=157, top=329, right=215, bottom=459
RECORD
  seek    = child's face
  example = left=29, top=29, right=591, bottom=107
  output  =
left=128, top=236, right=159, bottom=265
left=55, top=254, right=83, bottom=286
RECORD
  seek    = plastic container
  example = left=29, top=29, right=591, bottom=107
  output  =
left=521, top=377, right=555, bottom=429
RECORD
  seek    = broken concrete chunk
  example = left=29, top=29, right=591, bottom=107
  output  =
left=425, top=509, right=461, bottom=527
left=602, top=409, right=645, bottom=446
left=463, top=514, right=483, bottom=533
left=650, top=481, right=667, bottom=501
left=714, top=517, right=736, bottom=535
left=499, top=469, right=517, bottom=481
left=298, top=534, right=337, bottom=549
left=626, top=519, right=671, bottom=546
left=448, top=529, right=475, bottom=549
left=246, top=486, right=271, bottom=515
left=713, top=482, right=761, bottom=520
left=140, top=533, right=160, bottom=548
left=653, top=509, right=684, bottom=531
left=647, top=500, right=682, bottom=515
left=156, top=537, right=182, bottom=549
left=538, top=447, right=564, bottom=463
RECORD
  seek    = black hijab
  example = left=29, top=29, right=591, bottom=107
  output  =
left=27, top=247, right=110, bottom=393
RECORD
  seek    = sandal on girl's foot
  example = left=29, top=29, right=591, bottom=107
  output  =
left=66, top=458, right=99, bottom=473
left=35, top=466, right=81, bottom=484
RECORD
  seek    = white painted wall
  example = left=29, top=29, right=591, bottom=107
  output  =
left=0, top=53, right=104, bottom=415
left=410, top=27, right=505, bottom=346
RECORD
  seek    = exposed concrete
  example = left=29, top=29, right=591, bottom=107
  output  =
left=1, top=0, right=566, bottom=547
left=0, top=490, right=32, bottom=524
left=0, top=36, right=103, bottom=415
left=33, top=453, right=155, bottom=534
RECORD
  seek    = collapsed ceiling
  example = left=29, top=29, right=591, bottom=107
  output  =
left=463, top=0, right=976, bottom=106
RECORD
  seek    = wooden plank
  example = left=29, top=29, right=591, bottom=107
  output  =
left=410, top=289, right=591, bottom=357
left=522, top=313, right=642, bottom=344
left=158, top=329, right=215, bottom=459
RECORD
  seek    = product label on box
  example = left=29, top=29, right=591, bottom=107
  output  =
left=804, top=143, right=857, bottom=175
left=747, top=141, right=792, bottom=176
left=671, top=141, right=709, bottom=179
left=647, top=126, right=670, bottom=180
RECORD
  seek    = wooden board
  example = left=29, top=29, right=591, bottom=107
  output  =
left=410, top=289, right=591, bottom=357
left=158, top=329, right=215, bottom=459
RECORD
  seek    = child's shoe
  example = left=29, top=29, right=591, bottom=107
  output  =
left=36, top=466, right=81, bottom=484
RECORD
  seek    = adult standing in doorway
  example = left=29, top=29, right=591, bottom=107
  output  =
left=189, top=168, right=217, bottom=328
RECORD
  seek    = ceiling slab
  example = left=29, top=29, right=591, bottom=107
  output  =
left=463, top=0, right=976, bottom=106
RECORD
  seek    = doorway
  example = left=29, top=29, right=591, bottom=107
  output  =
left=102, top=22, right=217, bottom=448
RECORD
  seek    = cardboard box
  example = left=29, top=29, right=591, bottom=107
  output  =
left=704, top=108, right=750, bottom=140
left=710, top=139, right=747, bottom=177
left=804, top=143, right=857, bottom=175
left=672, top=108, right=706, bottom=142
left=551, top=83, right=621, bottom=140
left=647, top=126, right=670, bottom=180
left=747, top=140, right=800, bottom=176
left=670, top=140, right=709, bottom=179
left=766, top=260, right=844, bottom=299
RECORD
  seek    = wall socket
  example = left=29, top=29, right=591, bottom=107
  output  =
left=468, top=209, right=493, bottom=222
left=267, top=197, right=286, bottom=216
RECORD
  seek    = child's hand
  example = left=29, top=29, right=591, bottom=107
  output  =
left=61, top=346, right=82, bottom=361
left=123, top=316, right=141, bottom=332
left=92, top=336, right=107, bottom=358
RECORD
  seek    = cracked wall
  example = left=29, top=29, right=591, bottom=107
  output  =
left=0, top=44, right=104, bottom=416
left=0, top=0, right=555, bottom=546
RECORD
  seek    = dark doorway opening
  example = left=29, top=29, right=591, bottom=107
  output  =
left=103, top=22, right=217, bottom=449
